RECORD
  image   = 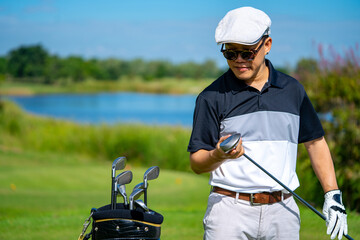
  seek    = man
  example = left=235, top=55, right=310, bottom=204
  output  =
left=187, top=6, right=348, bottom=240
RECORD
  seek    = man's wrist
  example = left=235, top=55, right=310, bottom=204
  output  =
left=324, top=189, right=340, bottom=195
left=209, top=148, right=226, bottom=163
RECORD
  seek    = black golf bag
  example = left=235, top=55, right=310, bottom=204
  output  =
left=79, top=203, right=164, bottom=240
left=79, top=158, right=163, bottom=240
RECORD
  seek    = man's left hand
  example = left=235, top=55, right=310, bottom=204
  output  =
left=323, top=190, right=348, bottom=240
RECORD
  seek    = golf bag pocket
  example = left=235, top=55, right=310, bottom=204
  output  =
left=89, top=203, right=164, bottom=240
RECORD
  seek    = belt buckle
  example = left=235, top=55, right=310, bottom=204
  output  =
left=250, top=193, right=262, bottom=206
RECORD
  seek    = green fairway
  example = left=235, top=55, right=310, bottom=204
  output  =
left=0, top=149, right=359, bottom=239
left=0, top=149, right=209, bottom=239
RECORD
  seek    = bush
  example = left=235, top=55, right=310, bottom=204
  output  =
left=294, top=43, right=360, bottom=211
left=0, top=100, right=192, bottom=172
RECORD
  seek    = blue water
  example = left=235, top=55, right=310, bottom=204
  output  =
left=5, top=92, right=197, bottom=127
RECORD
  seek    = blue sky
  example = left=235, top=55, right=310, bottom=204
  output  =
left=0, top=0, right=359, bottom=68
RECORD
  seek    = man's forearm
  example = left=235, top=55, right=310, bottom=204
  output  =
left=304, top=137, right=338, bottom=193
left=190, top=136, right=244, bottom=174
left=190, top=149, right=225, bottom=174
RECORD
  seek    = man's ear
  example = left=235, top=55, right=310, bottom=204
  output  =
left=264, top=37, right=272, bottom=54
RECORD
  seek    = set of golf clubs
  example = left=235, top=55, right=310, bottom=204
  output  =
left=111, top=157, right=160, bottom=213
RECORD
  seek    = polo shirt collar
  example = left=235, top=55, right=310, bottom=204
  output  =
left=267, top=59, right=285, bottom=89
left=228, top=59, right=285, bottom=94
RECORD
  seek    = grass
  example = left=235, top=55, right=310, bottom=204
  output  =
left=0, top=77, right=213, bottom=96
left=1, top=149, right=359, bottom=239
left=0, top=98, right=359, bottom=239
left=0, top=149, right=209, bottom=240
left=0, top=100, right=192, bottom=172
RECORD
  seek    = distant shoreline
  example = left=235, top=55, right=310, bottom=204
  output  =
left=0, top=77, right=213, bottom=96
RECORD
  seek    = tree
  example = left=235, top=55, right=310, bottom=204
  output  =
left=7, top=44, right=49, bottom=79
left=295, top=44, right=360, bottom=211
left=60, top=56, right=87, bottom=82
left=0, top=57, right=7, bottom=74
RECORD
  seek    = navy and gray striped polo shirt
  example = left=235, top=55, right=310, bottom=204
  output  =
left=188, top=59, right=324, bottom=193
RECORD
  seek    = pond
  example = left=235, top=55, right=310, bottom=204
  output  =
left=5, top=92, right=197, bottom=127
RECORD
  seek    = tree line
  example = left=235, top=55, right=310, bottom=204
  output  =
left=0, top=44, right=224, bottom=84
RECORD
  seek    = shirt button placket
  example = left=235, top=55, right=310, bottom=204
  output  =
left=258, top=94, right=263, bottom=110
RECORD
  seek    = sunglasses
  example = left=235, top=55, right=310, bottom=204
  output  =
left=221, top=37, right=267, bottom=61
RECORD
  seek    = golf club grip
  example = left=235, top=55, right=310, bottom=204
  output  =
left=242, top=154, right=354, bottom=240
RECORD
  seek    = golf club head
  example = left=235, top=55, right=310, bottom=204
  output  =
left=112, top=157, right=126, bottom=177
left=111, top=157, right=126, bottom=210
left=133, top=182, right=145, bottom=191
left=134, top=199, right=149, bottom=212
left=143, top=166, right=160, bottom=188
left=117, top=184, right=128, bottom=206
left=129, top=188, right=144, bottom=210
left=115, top=171, right=132, bottom=207
left=220, top=133, right=241, bottom=153
left=115, top=171, right=133, bottom=186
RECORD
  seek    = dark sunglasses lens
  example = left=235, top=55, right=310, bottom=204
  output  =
left=240, top=51, right=254, bottom=60
left=223, top=50, right=255, bottom=61
left=223, top=51, right=237, bottom=60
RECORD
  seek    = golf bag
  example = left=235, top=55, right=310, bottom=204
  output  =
left=79, top=158, right=163, bottom=240
left=79, top=203, right=164, bottom=240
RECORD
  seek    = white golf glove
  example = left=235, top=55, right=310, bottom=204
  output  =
left=323, top=190, right=348, bottom=240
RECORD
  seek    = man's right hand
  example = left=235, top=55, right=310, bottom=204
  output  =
left=189, top=135, right=244, bottom=174
left=216, top=134, right=244, bottom=159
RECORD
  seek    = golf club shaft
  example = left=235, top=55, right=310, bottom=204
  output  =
left=243, top=153, right=353, bottom=240
left=111, top=175, right=115, bottom=210
left=144, top=190, right=147, bottom=206
left=111, top=179, right=117, bottom=209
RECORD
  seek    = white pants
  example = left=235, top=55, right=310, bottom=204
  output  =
left=203, top=192, right=300, bottom=240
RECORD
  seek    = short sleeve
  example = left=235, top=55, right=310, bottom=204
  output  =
left=298, top=92, right=325, bottom=143
left=187, top=95, right=220, bottom=153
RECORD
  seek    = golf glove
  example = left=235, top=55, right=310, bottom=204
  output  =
left=323, top=190, right=348, bottom=240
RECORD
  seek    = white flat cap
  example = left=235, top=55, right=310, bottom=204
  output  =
left=215, top=7, right=271, bottom=45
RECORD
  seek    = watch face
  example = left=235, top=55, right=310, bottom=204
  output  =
left=220, top=133, right=241, bottom=153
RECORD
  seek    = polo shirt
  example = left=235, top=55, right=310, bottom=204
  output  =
left=187, top=59, right=324, bottom=193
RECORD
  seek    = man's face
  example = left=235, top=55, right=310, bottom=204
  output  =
left=225, top=37, right=272, bottom=82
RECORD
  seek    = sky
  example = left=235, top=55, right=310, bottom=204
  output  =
left=0, top=0, right=359, bottom=68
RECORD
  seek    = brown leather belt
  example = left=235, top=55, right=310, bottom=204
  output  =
left=213, top=187, right=292, bottom=205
